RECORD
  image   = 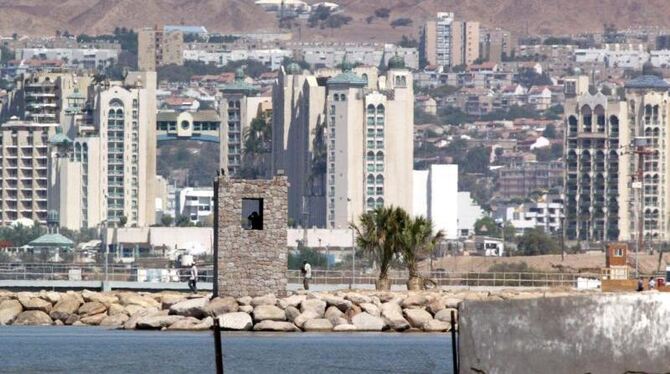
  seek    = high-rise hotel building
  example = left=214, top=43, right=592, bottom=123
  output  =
left=272, top=57, right=414, bottom=228
left=564, top=74, right=670, bottom=244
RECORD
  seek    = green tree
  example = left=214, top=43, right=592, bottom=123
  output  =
left=462, top=146, right=490, bottom=174
left=543, top=124, right=557, bottom=138
left=160, top=215, right=174, bottom=227
left=175, top=215, right=193, bottom=227
left=352, top=206, right=406, bottom=290
left=516, top=228, right=559, bottom=255
left=390, top=18, right=413, bottom=28
left=119, top=216, right=128, bottom=227
left=474, top=217, right=500, bottom=237
left=399, top=216, right=444, bottom=290
left=374, top=8, right=391, bottom=18
left=288, top=247, right=328, bottom=269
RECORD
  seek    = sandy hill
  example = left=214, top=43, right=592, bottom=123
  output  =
left=1, top=0, right=670, bottom=40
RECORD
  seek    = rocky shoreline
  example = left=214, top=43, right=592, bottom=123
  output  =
left=0, top=288, right=586, bottom=332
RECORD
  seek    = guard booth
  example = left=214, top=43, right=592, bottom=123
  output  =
left=605, top=242, right=628, bottom=280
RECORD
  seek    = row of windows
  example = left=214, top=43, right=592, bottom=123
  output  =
left=157, top=122, right=220, bottom=132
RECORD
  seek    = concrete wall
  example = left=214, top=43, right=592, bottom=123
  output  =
left=459, top=294, right=670, bottom=373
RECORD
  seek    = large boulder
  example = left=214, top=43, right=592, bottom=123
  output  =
left=65, top=314, right=80, bottom=325
left=80, top=313, right=107, bottom=326
left=78, top=302, right=107, bottom=317
left=303, top=318, right=334, bottom=332
left=253, top=320, right=299, bottom=332
left=99, top=313, right=130, bottom=327
left=253, top=305, right=286, bottom=322
left=124, top=305, right=149, bottom=316
left=401, top=294, right=428, bottom=309
left=50, top=295, right=82, bottom=322
left=360, top=303, right=380, bottom=317
left=169, top=298, right=208, bottom=318
left=293, top=310, right=320, bottom=329
left=82, top=290, right=119, bottom=306
left=434, top=308, right=458, bottom=323
left=403, top=309, right=433, bottom=329
left=427, top=299, right=447, bottom=315
left=19, top=296, right=52, bottom=314
left=108, top=304, right=127, bottom=316
left=239, top=305, right=253, bottom=313
left=0, top=299, right=23, bottom=325
left=322, top=295, right=352, bottom=312
left=380, top=302, right=410, bottom=331
left=123, top=309, right=159, bottom=330
left=333, top=324, right=358, bottom=332
left=168, top=317, right=212, bottom=331
left=324, top=306, right=344, bottom=324
left=236, top=296, right=252, bottom=306
left=351, top=312, right=385, bottom=331
left=14, top=310, right=53, bottom=326
left=442, top=297, right=463, bottom=309
left=423, top=319, right=451, bottom=332
left=250, top=294, right=277, bottom=307
left=344, top=293, right=372, bottom=304
left=117, top=293, right=160, bottom=309
left=204, top=297, right=239, bottom=316
left=219, top=312, right=253, bottom=331
left=300, top=299, right=327, bottom=317
left=285, top=306, right=300, bottom=322
left=278, top=295, right=306, bottom=309
left=38, top=291, right=61, bottom=304
left=160, top=294, right=187, bottom=309
left=136, top=315, right=184, bottom=329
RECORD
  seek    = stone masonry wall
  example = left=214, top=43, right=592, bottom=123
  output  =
left=216, top=176, right=288, bottom=298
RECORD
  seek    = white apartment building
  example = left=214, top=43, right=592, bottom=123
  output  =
left=421, top=12, right=479, bottom=68
left=176, top=187, right=213, bottom=224
left=494, top=195, right=564, bottom=235
left=16, top=48, right=119, bottom=69
left=0, top=119, right=54, bottom=225
left=574, top=45, right=648, bottom=69
left=457, top=191, right=484, bottom=238
left=296, top=43, right=419, bottom=70
left=413, top=164, right=458, bottom=239
left=183, top=48, right=292, bottom=70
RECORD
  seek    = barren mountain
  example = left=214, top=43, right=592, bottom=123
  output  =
left=0, top=0, right=668, bottom=40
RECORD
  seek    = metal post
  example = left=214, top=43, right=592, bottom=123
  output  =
left=213, top=317, right=224, bottom=374
left=450, top=310, right=458, bottom=374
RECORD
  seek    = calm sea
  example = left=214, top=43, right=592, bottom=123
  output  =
left=0, top=327, right=453, bottom=374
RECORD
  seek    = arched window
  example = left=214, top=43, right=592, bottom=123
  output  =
left=376, top=104, right=385, bottom=114
left=375, top=174, right=384, bottom=185
left=376, top=151, right=384, bottom=162
left=367, top=151, right=375, bottom=161
left=367, top=104, right=375, bottom=114
left=362, top=73, right=368, bottom=83
left=594, top=105, right=605, bottom=132
left=367, top=174, right=374, bottom=185
left=375, top=197, right=384, bottom=208
left=367, top=197, right=375, bottom=208
left=581, top=105, right=592, bottom=132
left=568, top=115, right=578, bottom=135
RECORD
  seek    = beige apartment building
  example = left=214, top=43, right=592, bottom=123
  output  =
left=421, top=12, right=479, bottom=68
left=272, top=60, right=414, bottom=228
left=138, top=27, right=184, bottom=71
left=564, top=75, right=670, bottom=245
left=0, top=119, right=54, bottom=225
left=49, top=72, right=158, bottom=229
left=480, top=27, right=515, bottom=63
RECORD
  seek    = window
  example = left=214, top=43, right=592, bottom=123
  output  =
left=614, top=248, right=623, bottom=257
left=242, top=198, right=264, bottom=230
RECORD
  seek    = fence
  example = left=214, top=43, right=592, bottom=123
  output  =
left=1, top=263, right=657, bottom=289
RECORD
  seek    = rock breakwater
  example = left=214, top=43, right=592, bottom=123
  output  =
left=0, top=288, right=585, bottom=332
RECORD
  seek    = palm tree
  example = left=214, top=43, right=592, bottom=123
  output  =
left=241, top=117, right=272, bottom=178
left=399, top=216, right=444, bottom=290
left=352, top=206, right=407, bottom=290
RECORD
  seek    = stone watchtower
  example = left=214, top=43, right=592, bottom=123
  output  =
left=214, top=175, right=289, bottom=297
